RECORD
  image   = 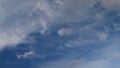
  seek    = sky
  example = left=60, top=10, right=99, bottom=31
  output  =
left=0, top=0, right=120, bottom=68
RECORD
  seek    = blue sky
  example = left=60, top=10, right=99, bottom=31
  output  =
left=0, top=0, right=120, bottom=68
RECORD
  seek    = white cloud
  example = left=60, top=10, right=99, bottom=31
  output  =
left=39, top=19, right=48, bottom=34
left=97, top=32, right=108, bottom=41
left=64, top=37, right=95, bottom=48
left=0, top=0, right=105, bottom=51
left=0, top=0, right=120, bottom=51
left=0, top=27, right=28, bottom=50
left=17, top=51, right=35, bottom=59
left=58, top=28, right=73, bottom=36
left=32, top=0, right=57, bottom=18
left=0, top=0, right=57, bottom=50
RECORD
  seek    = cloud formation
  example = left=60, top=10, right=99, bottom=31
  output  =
left=0, top=0, right=57, bottom=50
left=0, top=0, right=120, bottom=68
left=39, top=37, right=120, bottom=68
left=0, top=0, right=120, bottom=58
left=102, top=0, right=120, bottom=11
left=17, top=51, right=35, bottom=59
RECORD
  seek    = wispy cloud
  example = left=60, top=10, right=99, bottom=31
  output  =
left=17, top=51, right=35, bottom=59
left=0, top=0, right=57, bottom=50
left=0, top=1, right=120, bottom=68
left=39, top=37, right=120, bottom=68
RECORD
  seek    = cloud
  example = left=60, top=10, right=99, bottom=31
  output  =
left=39, top=19, right=49, bottom=34
left=64, top=37, right=96, bottom=48
left=0, top=27, right=27, bottom=50
left=17, top=51, right=35, bottom=59
left=62, top=0, right=97, bottom=10
left=0, top=0, right=120, bottom=52
left=40, top=58, right=111, bottom=68
left=56, top=0, right=97, bottom=22
left=102, top=0, right=120, bottom=12
left=97, top=32, right=108, bottom=41
left=58, top=28, right=73, bottom=36
left=0, top=1, right=120, bottom=68
left=40, top=58, right=86, bottom=68
left=39, top=37, right=120, bottom=68
left=0, top=0, right=57, bottom=50
left=0, top=0, right=98, bottom=51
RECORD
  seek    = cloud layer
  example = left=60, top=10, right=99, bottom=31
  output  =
left=0, top=0, right=120, bottom=68
left=0, top=0, right=120, bottom=50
